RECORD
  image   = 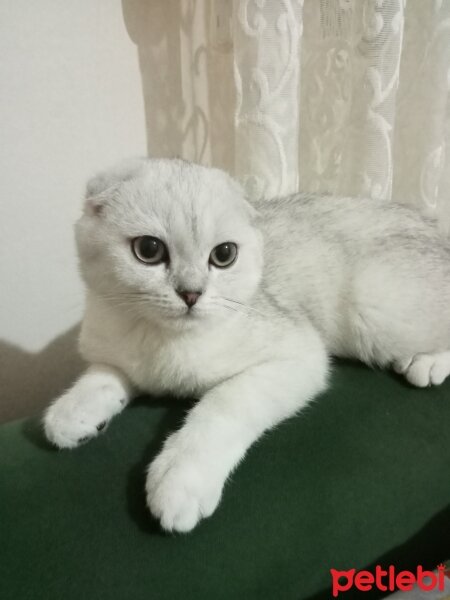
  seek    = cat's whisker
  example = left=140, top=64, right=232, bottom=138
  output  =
left=102, top=291, right=169, bottom=303
left=210, top=296, right=266, bottom=318
left=208, top=301, right=243, bottom=315
left=101, top=293, right=172, bottom=308
left=222, top=298, right=265, bottom=315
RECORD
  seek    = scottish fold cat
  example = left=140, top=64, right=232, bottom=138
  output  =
left=44, top=158, right=450, bottom=532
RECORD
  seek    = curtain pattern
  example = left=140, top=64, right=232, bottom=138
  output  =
left=176, top=0, right=450, bottom=225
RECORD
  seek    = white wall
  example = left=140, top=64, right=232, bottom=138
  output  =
left=0, top=1, right=147, bottom=420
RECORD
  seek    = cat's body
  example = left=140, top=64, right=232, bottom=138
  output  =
left=257, top=195, right=450, bottom=362
left=79, top=289, right=295, bottom=399
left=44, top=158, right=450, bottom=532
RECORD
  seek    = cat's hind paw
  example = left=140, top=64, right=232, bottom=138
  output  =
left=394, top=351, right=450, bottom=388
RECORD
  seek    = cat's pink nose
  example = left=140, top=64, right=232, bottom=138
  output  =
left=177, top=290, right=202, bottom=308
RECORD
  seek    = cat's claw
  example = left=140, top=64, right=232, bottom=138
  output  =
left=146, top=449, right=223, bottom=533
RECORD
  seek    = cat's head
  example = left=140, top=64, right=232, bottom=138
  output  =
left=75, top=158, right=263, bottom=330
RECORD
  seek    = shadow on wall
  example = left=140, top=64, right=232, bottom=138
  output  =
left=2, top=2, right=236, bottom=424
left=121, top=0, right=235, bottom=171
left=0, top=325, right=84, bottom=424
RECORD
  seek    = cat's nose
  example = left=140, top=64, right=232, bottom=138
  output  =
left=176, top=290, right=202, bottom=308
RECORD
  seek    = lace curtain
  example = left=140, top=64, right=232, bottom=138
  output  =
left=152, top=0, right=450, bottom=226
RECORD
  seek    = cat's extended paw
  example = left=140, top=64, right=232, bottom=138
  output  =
left=146, top=449, right=223, bottom=533
left=44, top=385, right=126, bottom=449
left=394, top=351, right=450, bottom=387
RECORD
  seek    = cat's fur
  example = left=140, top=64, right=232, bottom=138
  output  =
left=44, top=158, right=450, bottom=532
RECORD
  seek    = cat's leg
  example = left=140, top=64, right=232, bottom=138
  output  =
left=146, top=339, right=329, bottom=532
left=346, top=259, right=450, bottom=388
left=393, top=351, right=450, bottom=387
left=44, top=364, right=132, bottom=448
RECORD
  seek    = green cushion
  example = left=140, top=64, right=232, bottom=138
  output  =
left=1, top=362, right=449, bottom=600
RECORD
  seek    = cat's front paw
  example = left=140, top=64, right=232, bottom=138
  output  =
left=146, top=449, right=223, bottom=533
left=44, top=385, right=125, bottom=449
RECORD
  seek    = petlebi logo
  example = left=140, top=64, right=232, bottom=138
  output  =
left=330, top=563, right=450, bottom=597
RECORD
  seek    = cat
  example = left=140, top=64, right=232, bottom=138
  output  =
left=44, top=157, right=450, bottom=532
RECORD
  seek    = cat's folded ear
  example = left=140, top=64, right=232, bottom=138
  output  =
left=84, top=157, right=148, bottom=216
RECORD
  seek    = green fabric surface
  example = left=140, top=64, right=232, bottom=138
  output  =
left=1, top=362, right=450, bottom=600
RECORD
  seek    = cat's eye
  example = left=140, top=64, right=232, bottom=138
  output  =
left=132, top=236, right=168, bottom=265
left=209, top=242, right=238, bottom=268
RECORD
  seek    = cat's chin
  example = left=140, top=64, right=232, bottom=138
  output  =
left=148, top=308, right=218, bottom=332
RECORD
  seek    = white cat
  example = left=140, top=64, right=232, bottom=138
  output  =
left=44, top=158, right=450, bottom=532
